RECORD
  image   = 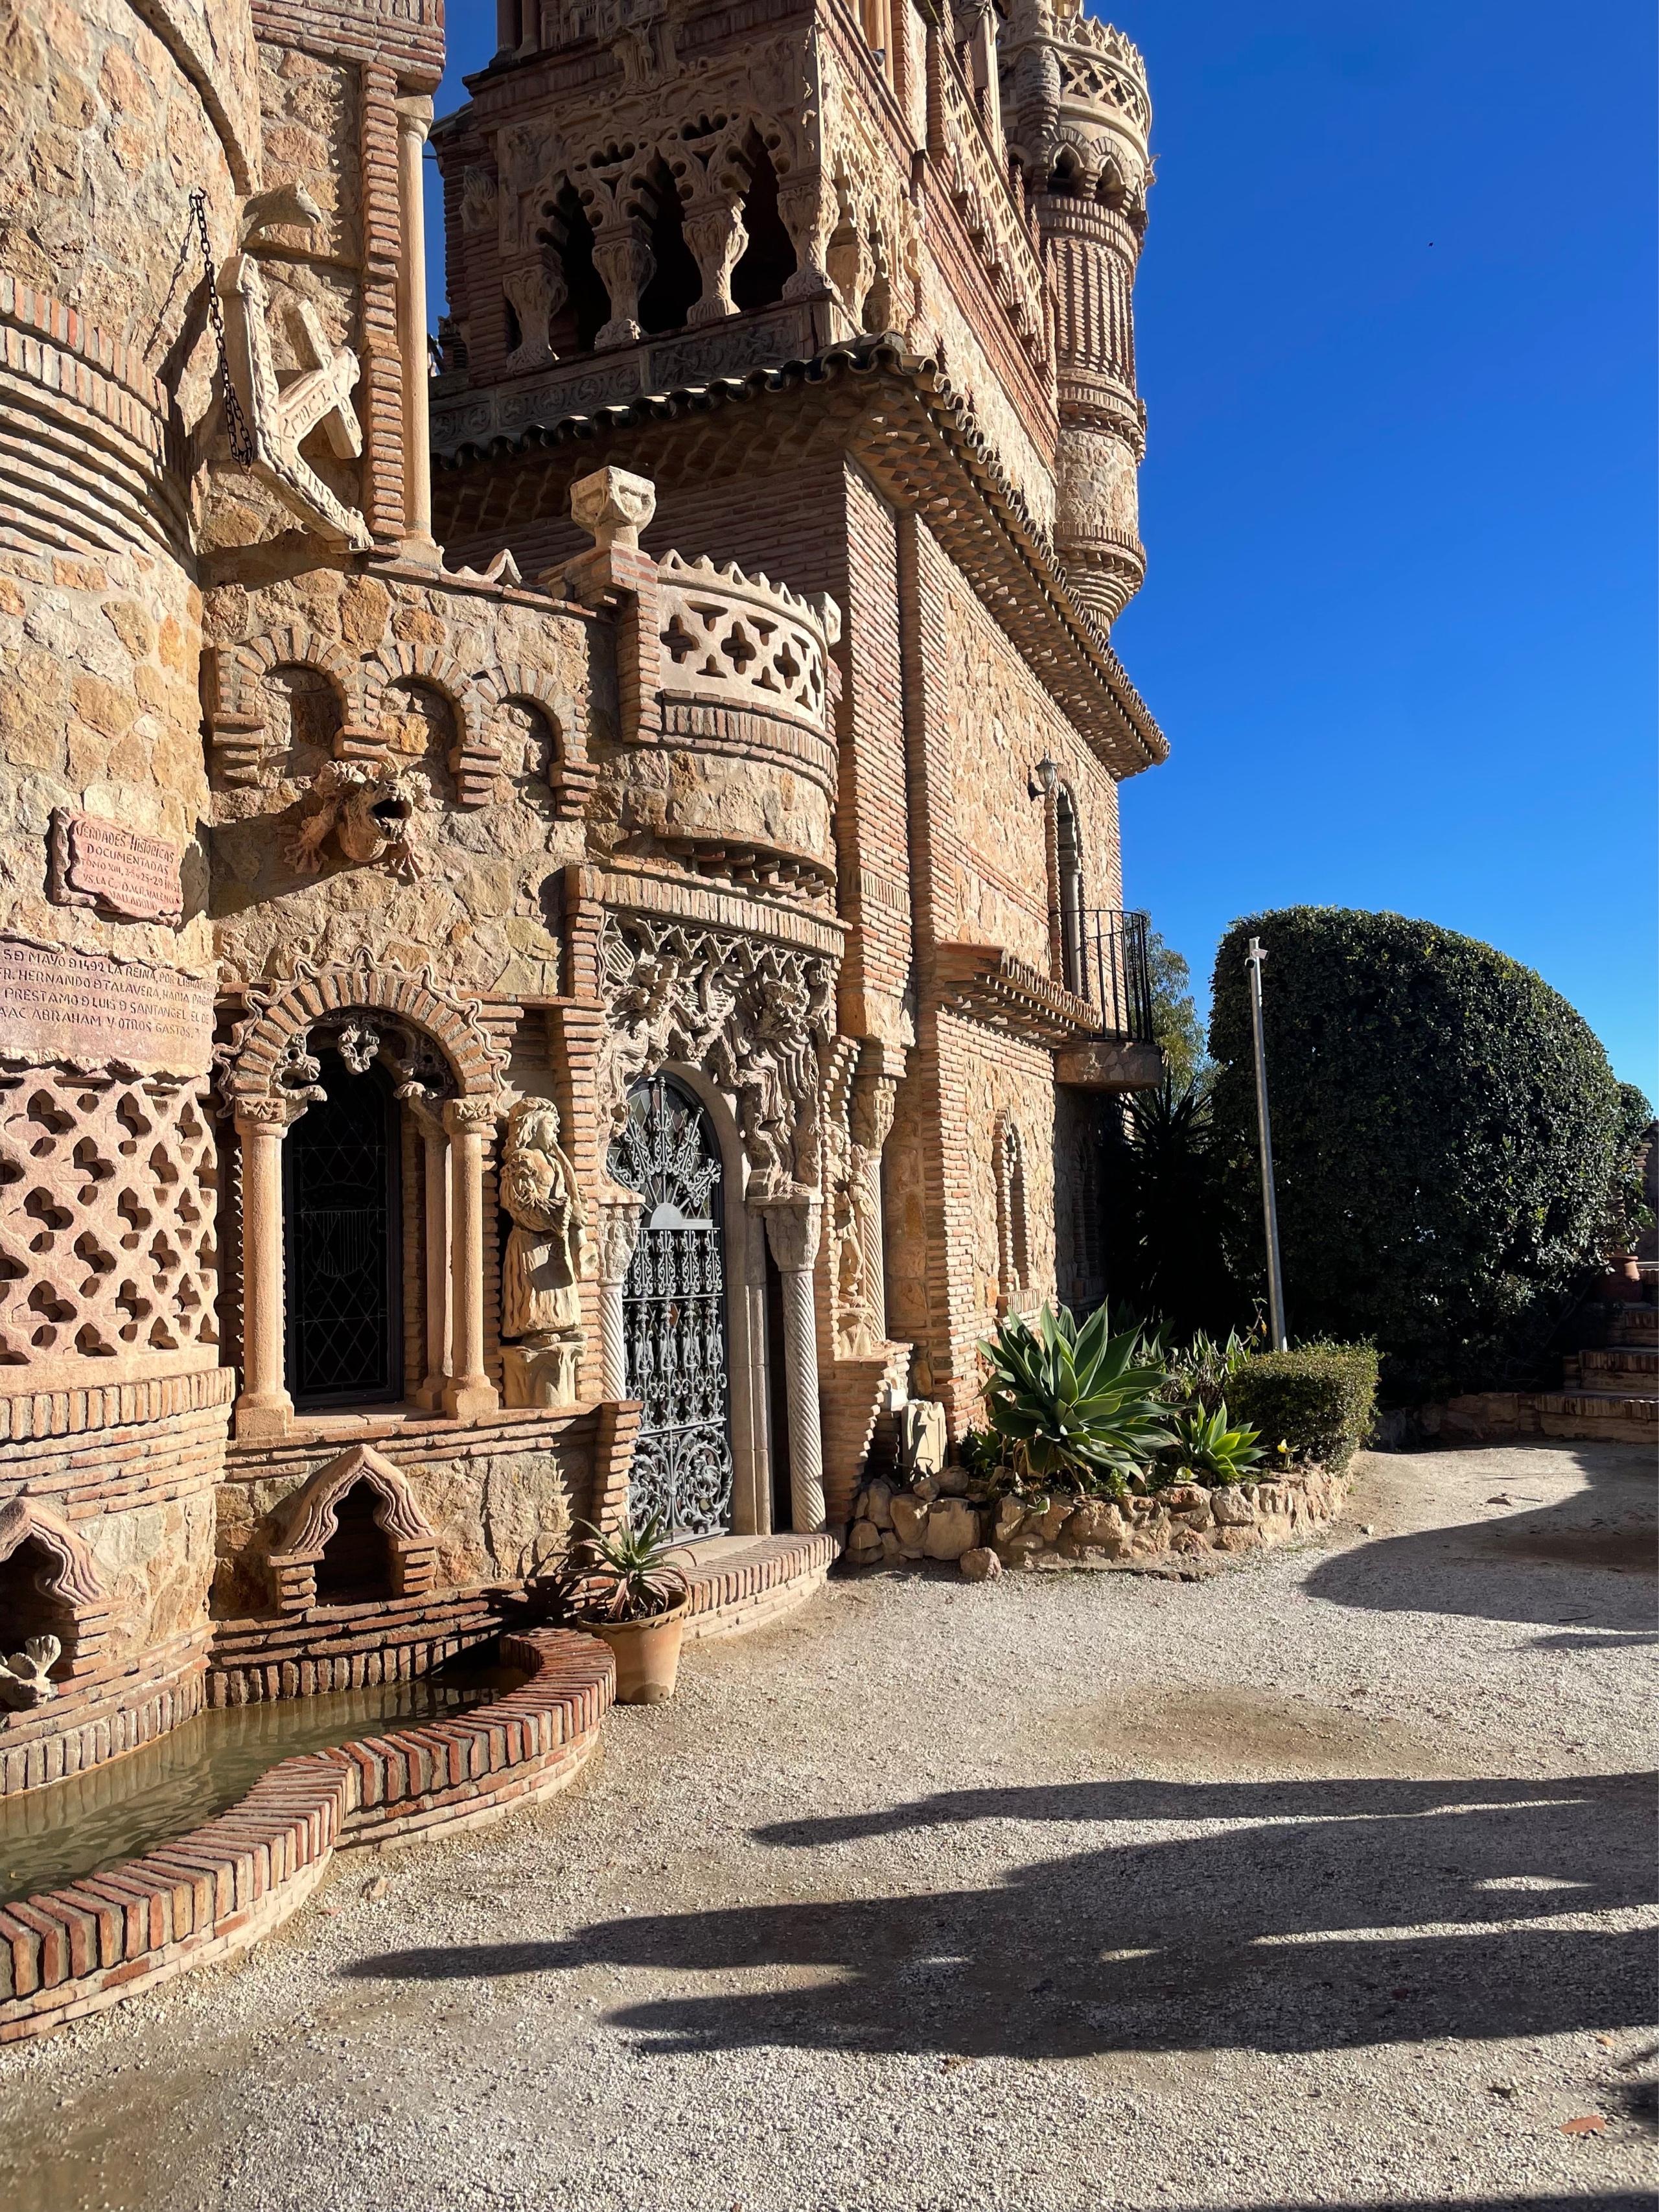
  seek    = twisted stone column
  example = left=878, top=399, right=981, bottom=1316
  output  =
left=233, top=1102, right=299, bottom=1440
left=594, top=1189, right=644, bottom=1404
left=761, top=1197, right=826, bottom=1533
left=443, top=1096, right=499, bottom=1419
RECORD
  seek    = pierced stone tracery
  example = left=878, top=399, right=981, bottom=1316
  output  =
left=0, top=1069, right=218, bottom=1369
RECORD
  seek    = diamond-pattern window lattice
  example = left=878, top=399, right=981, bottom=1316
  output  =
left=0, top=1072, right=218, bottom=1366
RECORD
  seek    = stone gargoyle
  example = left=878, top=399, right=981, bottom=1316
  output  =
left=283, top=759, right=434, bottom=882
left=0, top=1635, right=60, bottom=1708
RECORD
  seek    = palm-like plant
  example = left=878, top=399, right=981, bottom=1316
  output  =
left=548, top=1515, right=691, bottom=1624
left=978, top=1302, right=1174, bottom=1484
left=1168, top=1400, right=1264, bottom=1486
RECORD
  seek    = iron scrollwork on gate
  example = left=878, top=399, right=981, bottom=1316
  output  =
left=606, top=1075, right=735, bottom=1537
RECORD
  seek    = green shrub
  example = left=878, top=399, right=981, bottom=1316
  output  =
left=1208, top=908, right=1626, bottom=1399
left=1226, top=1344, right=1380, bottom=1474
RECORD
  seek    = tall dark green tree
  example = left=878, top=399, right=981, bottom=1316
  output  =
left=1207, top=907, right=1625, bottom=1401
left=1144, top=930, right=1211, bottom=1095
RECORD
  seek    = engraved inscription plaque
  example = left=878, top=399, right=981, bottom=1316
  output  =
left=0, top=940, right=213, bottom=1075
left=49, top=811, right=184, bottom=925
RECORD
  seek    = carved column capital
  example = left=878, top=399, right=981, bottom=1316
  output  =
left=233, top=1095, right=307, bottom=1137
left=760, top=1194, right=822, bottom=1275
left=443, top=1093, right=500, bottom=1137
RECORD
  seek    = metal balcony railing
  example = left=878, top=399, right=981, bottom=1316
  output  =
left=1075, top=909, right=1155, bottom=1043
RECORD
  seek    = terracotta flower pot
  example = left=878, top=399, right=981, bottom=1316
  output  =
left=581, top=1596, right=689, bottom=1705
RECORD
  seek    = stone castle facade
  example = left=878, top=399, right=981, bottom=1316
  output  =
left=0, top=0, right=1164, bottom=1793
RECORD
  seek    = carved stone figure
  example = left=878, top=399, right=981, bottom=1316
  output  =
left=0, top=1636, right=61, bottom=1709
left=597, top=916, right=833, bottom=1201
left=500, top=1099, right=588, bottom=1408
left=220, top=186, right=374, bottom=552
left=283, top=759, right=435, bottom=881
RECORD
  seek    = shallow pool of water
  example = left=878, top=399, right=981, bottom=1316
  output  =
left=0, top=1650, right=526, bottom=1907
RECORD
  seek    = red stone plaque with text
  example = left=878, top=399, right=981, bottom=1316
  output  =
left=0, top=939, right=213, bottom=1075
left=49, top=810, right=184, bottom=926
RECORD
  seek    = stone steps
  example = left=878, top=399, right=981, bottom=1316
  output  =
left=1566, top=1347, right=1659, bottom=1386
left=1444, top=1386, right=1658, bottom=1445
left=679, top=1531, right=841, bottom=1644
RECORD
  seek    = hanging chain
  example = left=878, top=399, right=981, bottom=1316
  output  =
left=189, top=187, right=255, bottom=466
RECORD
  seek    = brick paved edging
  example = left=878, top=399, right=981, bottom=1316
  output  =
left=0, top=1628, right=614, bottom=2044
left=680, top=1533, right=842, bottom=1644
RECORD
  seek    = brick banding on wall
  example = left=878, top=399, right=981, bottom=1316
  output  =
left=0, top=1626, right=614, bottom=2044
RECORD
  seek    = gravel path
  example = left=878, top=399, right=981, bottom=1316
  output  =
left=1, top=1441, right=1653, bottom=2212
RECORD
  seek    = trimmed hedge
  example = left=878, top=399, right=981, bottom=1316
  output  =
left=1209, top=908, right=1625, bottom=1400
left=1227, top=1344, right=1380, bottom=1475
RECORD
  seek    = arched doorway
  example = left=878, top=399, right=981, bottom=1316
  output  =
left=283, top=1047, right=402, bottom=1408
left=607, top=1073, right=735, bottom=1537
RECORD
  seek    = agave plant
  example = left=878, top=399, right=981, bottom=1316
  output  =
left=1168, top=1400, right=1264, bottom=1487
left=978, top=1302, right=1174, bottom=1484
left=1165, top=1326, right=1254, bottom=1414
left=547, top=1515, right=691, bottom=1624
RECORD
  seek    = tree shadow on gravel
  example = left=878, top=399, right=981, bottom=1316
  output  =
left=343, top=1770, right=1656, bottom=2062
left=1306, top=1449, right=1656, bottom=1635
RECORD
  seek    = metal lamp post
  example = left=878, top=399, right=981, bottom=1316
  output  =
left=1246, top=936, right=1288, bottom=1350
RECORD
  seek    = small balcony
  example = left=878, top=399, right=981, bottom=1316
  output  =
left=934, top=911, right=1164, bottom=1090
left=1056, top=908, right=1165, bottom=1091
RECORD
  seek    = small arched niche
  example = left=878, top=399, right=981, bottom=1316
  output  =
left=315, top=1480, right=394, bottom=1606
left=0, top=1498, right=107, bottom=1687
left=265, top=1444, right=438, bottom=1614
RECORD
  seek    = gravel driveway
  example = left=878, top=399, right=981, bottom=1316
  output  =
left=0, top=1441, right=1653, bottom=2212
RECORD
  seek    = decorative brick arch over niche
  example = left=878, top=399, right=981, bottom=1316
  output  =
left=208, top=625, right=365, bottom=727
left=477, top=661, right=592, bottom=817
left=224, top=952, right=507, bottom=1110
left=0, top=1495, right=111, bottom=1677
left=362, top=641, right=483, bottom=749
left=264, top=1445, right=438, bottom=1611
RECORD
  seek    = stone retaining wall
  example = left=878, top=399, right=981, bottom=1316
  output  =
left=0, top=1626, right=612, bottom=2044
left=846, top=1467, right=1347, bottom=1578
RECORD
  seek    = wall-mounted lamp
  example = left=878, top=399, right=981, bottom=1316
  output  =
left=1028, top=757, right=1060, bottom=800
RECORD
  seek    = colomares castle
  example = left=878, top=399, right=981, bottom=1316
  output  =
left=0, top=0, right=1165, bottom=1795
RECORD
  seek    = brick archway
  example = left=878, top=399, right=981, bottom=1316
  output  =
left=225, top=952, right=505, bottom=1110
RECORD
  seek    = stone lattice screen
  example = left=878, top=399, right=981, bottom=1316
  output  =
left=0, top=1071, right=218, bottom=1367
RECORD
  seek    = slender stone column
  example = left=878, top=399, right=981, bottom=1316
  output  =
left=234, top=1103, right=297, bottom=1439
left=396, top=95, right=439, bottom=561
left=761, top=1197, right=826, bottom=1533
left=594, top=1189, right=644, bottom=1403
left=413, top=1110, right=452, bottom=1409
left=443, top=1096, right=500, bottom=1419
left=851, top=1063, right=899, bottom=1344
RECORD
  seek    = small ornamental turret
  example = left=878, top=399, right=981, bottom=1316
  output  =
left=1001, top=0, right=1153, bottom=629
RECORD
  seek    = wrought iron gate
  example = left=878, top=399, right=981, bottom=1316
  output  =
left=607, top=1074, right=735, bottom=1537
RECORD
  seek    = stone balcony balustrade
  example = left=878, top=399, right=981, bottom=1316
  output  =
left=563, top=469, right=842, bottom=903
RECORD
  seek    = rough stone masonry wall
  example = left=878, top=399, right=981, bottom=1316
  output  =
left=846, top=1465, right=1351, bottom=1579
left=205, top=562, right=597, bottom=1005
left=0, top=0, right=259, bottom=1780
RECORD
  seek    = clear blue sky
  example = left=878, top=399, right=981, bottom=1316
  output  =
left=428, top=1, right=1656, bottom=1094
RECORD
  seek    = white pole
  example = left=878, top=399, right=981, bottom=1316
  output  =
left=1246, top=937, right=1288, bottom=1350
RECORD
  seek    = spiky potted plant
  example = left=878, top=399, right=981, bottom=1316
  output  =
left=548, top=1515, right=692, bottom=1705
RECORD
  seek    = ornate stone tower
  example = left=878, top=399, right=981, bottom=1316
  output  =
left=1002, top=0, right=1153, bottom=630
